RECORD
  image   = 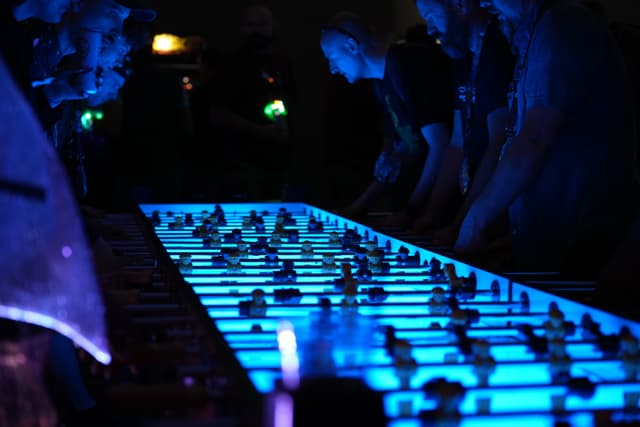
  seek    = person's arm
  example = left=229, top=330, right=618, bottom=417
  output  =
left=453, top=106, right=509, bottom=225
left=406, top=122, right=450, bottom=209
left=455, top=7, right=609, bottom=254
left=342, top=179, right=388, bottom=219
left=412, top=110, right=464, bottom=230
left=454, top=106, right=564, bottom=253
left=343, top=135, right=395, bottom=218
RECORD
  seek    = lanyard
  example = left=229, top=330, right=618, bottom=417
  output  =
left=462, top=20, right=489, bottom=140
left=501, top=0, right=558, bottom=159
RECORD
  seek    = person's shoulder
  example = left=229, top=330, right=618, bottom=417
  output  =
left=540, top=1, right=608, bottom=37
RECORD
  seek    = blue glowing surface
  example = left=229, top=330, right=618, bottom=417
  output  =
left=140, top=202, right=640, bottom=427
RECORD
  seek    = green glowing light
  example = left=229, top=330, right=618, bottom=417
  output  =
left=80, top=109, right=104, bottom=131
left=263, top=99, right=287, bottom=122
left=81, top=112, right=93, bottom=131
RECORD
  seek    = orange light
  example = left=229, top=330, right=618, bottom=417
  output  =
left=152, top=34, right=187, bottom=55
left=268, top=77, right=275, bottom=84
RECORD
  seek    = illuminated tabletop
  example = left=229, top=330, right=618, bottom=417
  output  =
left=139, top=202, right=640, bottom=427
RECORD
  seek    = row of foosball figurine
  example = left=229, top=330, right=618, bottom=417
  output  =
left=146, top=204, right=640, bottom=424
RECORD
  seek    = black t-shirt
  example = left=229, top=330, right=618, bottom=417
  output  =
left=209, top=45, right=296, bottom=169
left=213, top=46, right=296, bottom=129
left=453, top=19, right=515, bottom=174
left=372, top=41, right=454, bottom=158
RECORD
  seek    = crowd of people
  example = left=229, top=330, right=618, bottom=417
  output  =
left=321, top=0, right=640, bottom=308
left=1, top=1, right=157, bottom=426
left=2, top=0, right=640, bottom=425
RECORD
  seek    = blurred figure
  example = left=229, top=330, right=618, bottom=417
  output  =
left=188, top=47, right=224, bottom=200
left=320, top=11, right=453, bottom=225
left=0, top=53, right=110, bottom=427
left=0, top=0, right=72, bottom=109
left=455, top=0, right=639, bottom=277
left=411, top=0, right=515, bottom=250
left=208, top=4, right=297, bottom=201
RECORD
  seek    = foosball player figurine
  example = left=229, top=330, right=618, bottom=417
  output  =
left=210, top=231, right=222, bottom=248
left=169, top=214, right=184, bottom=230
left=429, top=287, right=449, bottom=316
left=396, top=246, right=420, bottom=266
left=322, top=253, right=338, bottom=273
left=265, top=247, right=280, bottom=267
left=356, top=263, right=373, bottom=281
left=301, top=240, right=314, bottom=259
left=192, top=224, right=208, bottom=238
left=544, top=305, right=568, bottom=341
left=447, top=309, right=468, bottom=336
left=429, top=257, right=445, bottom=280
left=237, top=240, right=249, bottom=259
left=365, top=240, right=378, bottom=257
left=353, top=246, right=367, bottom=265
left=249, top=289, right=267, bottom=317
left=286, top=229, right=299, bottom=243
left=328, top=231, right=341, bottom=247
left=393, top=339, right=417, bottom=390
left=367, top=250, right=389, bottom=273
left=178, top=253, right=192, bottom=274
left=255, top=217, right=266, bottom=233
left=184, top=213, right=194, bottom=226
left=341, top=263, right=358, bottom=293
left=225, top=228, right=242, bottom=243
left=342, top=229, right=362, bottom=246
left=341, top=285, right=358, bottom=315
left=446, top=309, right=477, bottom=357
left=421, top=379, right=466, bottom=427
left=151, top=210, right=161, bottom=226
left=227, top=250, right=243, bottom=273
left=620, top=334, right=640, bottom=381
left=308, top=215, right=324, bottom=232
left=274, top=215, right=286, bottom=234
left=269, top=231, right=283, bottom=248
left=471, top=340, right=495, bottom=387
left=204, top=218, right=218, bottom=231
left=444, top=263, right=464, bottom=293
left=242, top=216, right=253, bottom=229
left=548, top=339, right=572, bottom=385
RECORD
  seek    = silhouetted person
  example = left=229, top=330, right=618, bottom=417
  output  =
left=208, top=5, right=296, bottom=201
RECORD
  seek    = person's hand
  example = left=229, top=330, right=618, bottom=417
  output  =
left=453, top=208, right=490, bottom=255
left=374, top=150, right=401, bottom=184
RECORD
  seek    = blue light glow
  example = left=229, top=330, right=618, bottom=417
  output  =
left=139, top=202, right=640, bottom=427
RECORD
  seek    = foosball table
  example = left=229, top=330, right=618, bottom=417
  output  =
left=139, top=202, right=640, bottom=427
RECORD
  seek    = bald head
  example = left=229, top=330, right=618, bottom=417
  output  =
left=245, top=5, right=274, bottom=38
left=320, top=11, right=388, bottom=83
left=321, top=11, right=378, bottom=48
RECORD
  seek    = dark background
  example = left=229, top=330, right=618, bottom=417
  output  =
left=106, top=0, right=639, bottom=208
